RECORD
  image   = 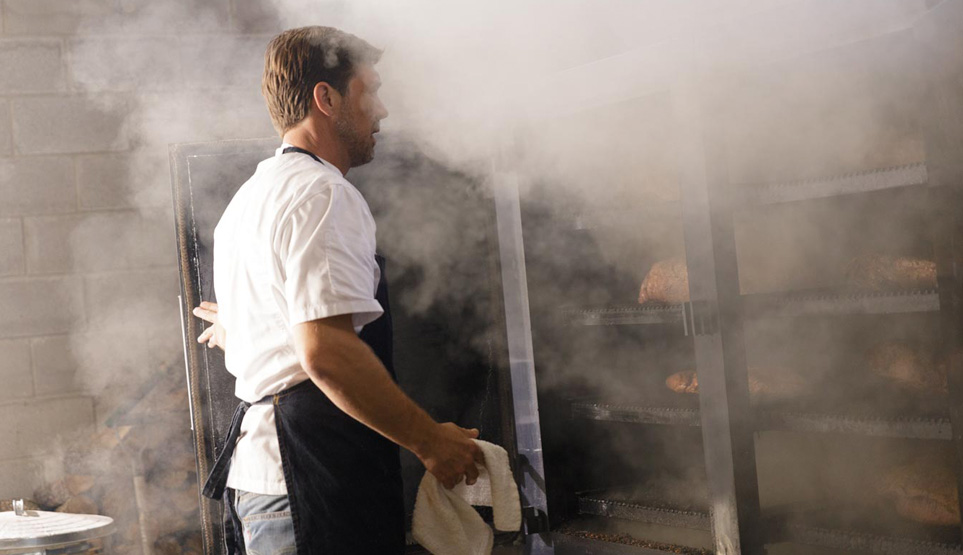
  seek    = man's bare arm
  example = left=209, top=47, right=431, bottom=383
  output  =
left=192, top=303, right=482, bottom=488
left=294, top=314, right=482, bottom=489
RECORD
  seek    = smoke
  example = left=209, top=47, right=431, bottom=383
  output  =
left=39, top=0, right=958, bottom=549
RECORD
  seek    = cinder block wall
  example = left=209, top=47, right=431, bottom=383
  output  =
left=0, top=0, right=281, bottom=498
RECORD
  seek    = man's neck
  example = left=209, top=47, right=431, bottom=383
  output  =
left=282, top=127, right=350, bottom=176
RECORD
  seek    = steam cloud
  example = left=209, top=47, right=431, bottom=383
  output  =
left=39, top=0, right=952, bottom=550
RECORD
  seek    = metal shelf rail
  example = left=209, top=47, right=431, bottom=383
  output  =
left=577, top=492, right=711, bottom=531
left=564, top=289, right=940, bottom=330
left=561, top=305, right=685, bottom=326
left=765, top=505, right=963, bottom=555
left=743, top=289, right=941, bottom=318
left=573, top=400, right=953, bottom=441
left=571, top=401, right=700, bottom=427
left=741, top=162, right=929, bottom=206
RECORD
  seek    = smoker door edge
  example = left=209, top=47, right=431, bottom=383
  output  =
left=492, top=168, right=552, bottom=552
left=169, top=138, right=280, bottom=555
left=170, top=141, right=227, bottom=555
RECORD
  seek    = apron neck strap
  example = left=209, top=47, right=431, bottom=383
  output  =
left=282, top=146, right=323, bottom=164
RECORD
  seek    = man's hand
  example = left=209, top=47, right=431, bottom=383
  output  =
left=193, top=301, right=227, bottom=351
left=417, top=423, right=484, bottom=490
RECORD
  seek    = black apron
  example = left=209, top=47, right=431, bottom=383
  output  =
left=203, top=147, right=405, bottom=554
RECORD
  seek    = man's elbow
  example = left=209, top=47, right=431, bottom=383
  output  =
left=293, top=315, right=357, bottom=383
left=298, top=351, right=340, bottom=384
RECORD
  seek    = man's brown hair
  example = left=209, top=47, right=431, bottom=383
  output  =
left=262, top=26, right=382, bottom=136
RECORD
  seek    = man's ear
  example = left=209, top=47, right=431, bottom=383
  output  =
left=313, top=82, right=340, bottom=117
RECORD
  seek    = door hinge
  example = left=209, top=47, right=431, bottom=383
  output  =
left=522, top=506, right=550, bottom=534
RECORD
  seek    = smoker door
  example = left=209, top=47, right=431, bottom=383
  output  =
left=170, top=137, right=536, bottom=554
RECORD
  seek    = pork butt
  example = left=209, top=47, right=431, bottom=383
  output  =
left=639, top=258, right=689, bottom=304
left=846, top=254, right=937, bottom=291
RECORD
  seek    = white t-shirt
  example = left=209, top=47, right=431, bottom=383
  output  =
left=214, top=145, right=383, bottom=495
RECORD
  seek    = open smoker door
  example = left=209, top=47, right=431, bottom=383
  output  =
left=170, top=136, right=548, bottom=554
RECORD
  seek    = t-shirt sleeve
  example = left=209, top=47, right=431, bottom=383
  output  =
left=277, top=183, right=383, bottom=329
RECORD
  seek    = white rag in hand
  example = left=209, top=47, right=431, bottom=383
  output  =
left=412, top=440, right=522, bottom=555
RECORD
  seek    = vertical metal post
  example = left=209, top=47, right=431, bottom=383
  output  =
left=132, top=472, right=154, bottom=555
left=914, top=1, right=963, bottom=540
left=674, top=86, right=764, bottom=555
left=492, top=164, right=552, bottom=554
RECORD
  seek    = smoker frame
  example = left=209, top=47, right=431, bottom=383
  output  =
left=509, top=2, right=963, bottom=553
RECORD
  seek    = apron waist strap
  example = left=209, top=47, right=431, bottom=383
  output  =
left=201, top=393, right=275, bottom=500
left=202, top=400, right=250, bottom=500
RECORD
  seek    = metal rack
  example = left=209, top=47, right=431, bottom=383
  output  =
left=565, top=290, right=941, bottom=329
left=577, top=491, right=710, bottom=531
left=678, top=17, right=963, bottom=545
left=561, top=305, right=685, bottom=327
left=744, top=289, right=941, bottom=318
left=741, top=162, right=929, bottom=206
left=765, top=504, right=963, bottom=555
left=553, top=531, right=712, bottom=555
left=523, top=4, right=963, bottom=554
left=755, top=411, right=952, bottom=440
left=776, top=524, right=962, bottom=555
left=557, top=202, right=681, bottom=231
left=571, top=401, right=700, bottom=427
left=572, top=401, right=953, bottom=441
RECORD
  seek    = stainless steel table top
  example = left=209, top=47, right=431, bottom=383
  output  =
left=0, top=504, right=114, bottom=553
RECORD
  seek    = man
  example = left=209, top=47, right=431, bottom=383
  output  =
left=192, top=26, right=482, bottom=554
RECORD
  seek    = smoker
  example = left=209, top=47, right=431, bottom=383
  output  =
left=171, top=3, right=963, bottom=554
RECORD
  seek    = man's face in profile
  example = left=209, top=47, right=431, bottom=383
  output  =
left=336, top=63, right=388, bottom=168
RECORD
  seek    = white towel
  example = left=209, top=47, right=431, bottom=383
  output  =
left=412, top=440, right=522, bottom=555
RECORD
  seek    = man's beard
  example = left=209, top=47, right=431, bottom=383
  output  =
left=335, top=113, right=375, bottom=168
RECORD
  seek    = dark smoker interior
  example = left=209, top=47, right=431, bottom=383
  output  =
left=351, top=140, right=516, bottom=528
left=517, top=13, right=963, bottom=555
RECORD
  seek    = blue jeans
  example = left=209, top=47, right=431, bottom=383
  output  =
left=234, top=490, right=296, bottom=555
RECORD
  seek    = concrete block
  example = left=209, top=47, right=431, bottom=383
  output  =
left=232, top=0, right=346, bottom=33
left=180, top=34, right=267, bottom=90
left=82, top=328, right=145, bottom=383
left=0, top=457, right=44, bottom=499
left=92, top=390, right=129, bottom=427
left=0, top=156, right=76, bottom=216
left=0, top=218, right=24, bottom=276
left=0, top=338, right=33, bottom=399
left=25, top=276, right=182, bottom=402
left=11, top=95, right=130, bottom=155
left=2, top=0, right=116, bottom=35
left=60, top=326, right=183, bottom=404
left=0, top=276, right=84, bottom=337
left=0, top=39, right=64, bottom=93
left=0, top=101, right=11, bottom=156
left=134, top=89, right=274, bottom=146
left=69, top=37, right=179, bottom=92
left=30, top=335, right=77, bottom=396
left=84, top=268, right=180, bottom=331
left=118, top=0, right=231, bottom=33
left=32, top=329, right=167, bottom=401
left=77, top=152, right=170, bottom=210
left=147, top=320, right=185, bottom=369
left=23, top=210, right=172, bottom=274
left=0, top=395, right=94, bottom=457
left=231, top=0, right=283, bottom=33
